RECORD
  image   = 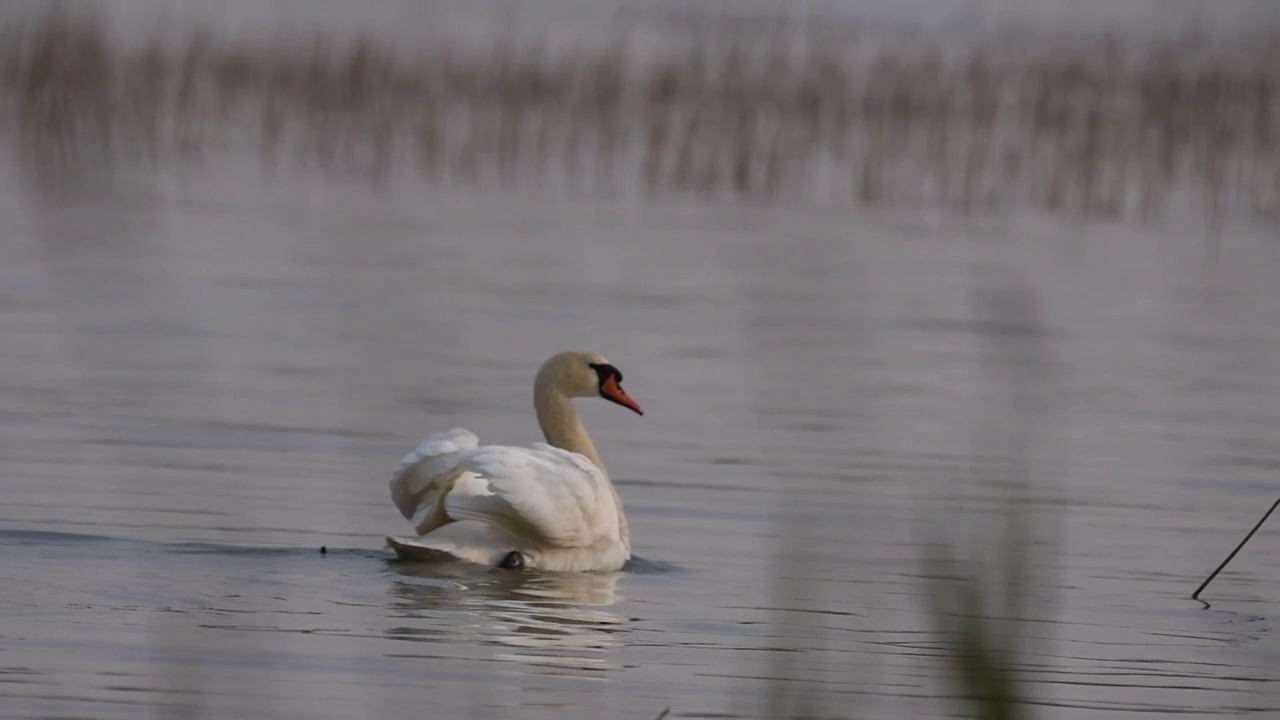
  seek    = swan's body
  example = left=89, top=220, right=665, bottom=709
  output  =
left=385, top=351, right=643, bottom=573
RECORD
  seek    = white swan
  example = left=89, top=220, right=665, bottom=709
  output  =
left=385, top=350, right=644, bottom=572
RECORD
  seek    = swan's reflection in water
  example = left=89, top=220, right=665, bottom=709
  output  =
left=383, top=561, right=626, bottom=677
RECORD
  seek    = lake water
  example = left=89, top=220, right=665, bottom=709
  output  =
left=3, top=4, right=1280, bottom=720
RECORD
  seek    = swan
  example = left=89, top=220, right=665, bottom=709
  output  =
left=384, top=350, right=644, bottom=572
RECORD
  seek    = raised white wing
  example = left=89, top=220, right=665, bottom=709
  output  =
left=389, top=427, right=480, bottom=535
left=445, top=443, right=623, bottom=550
left=389, top=431, right=623, bottom=551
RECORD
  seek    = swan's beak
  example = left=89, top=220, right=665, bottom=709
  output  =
left=600, top=376, right=643, bottom=416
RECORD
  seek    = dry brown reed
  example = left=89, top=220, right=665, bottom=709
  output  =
left=2, top=9, right=1278, bottom=222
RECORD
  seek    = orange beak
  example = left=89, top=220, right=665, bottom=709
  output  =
left=600, top=375, right=643, bottom=415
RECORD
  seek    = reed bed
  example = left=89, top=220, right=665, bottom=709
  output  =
left=2, top=11, right=1278, bottom=220
left=3, top=10, right=1278, bottom=222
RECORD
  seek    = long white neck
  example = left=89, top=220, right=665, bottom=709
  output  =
left=534, top=383, right=603, bottom=470
left=533, top=380, right=631, bottom=550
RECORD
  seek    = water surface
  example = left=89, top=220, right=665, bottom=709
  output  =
left=2, top=6, right=1280, bottom=718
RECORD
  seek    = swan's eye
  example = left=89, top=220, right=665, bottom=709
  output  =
left=589, top=362, right=622, bottom=385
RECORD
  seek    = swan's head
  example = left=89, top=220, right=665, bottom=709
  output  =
left=539, top=351, right=644, bottom=416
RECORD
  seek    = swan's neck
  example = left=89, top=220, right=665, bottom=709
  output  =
left=535, top=385, right=605, bottom=472
left=533, top=383, right=631, bottom=551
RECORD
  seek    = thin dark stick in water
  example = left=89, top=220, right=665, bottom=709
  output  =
left=655, top=708, right=670, bottom=720
left=1192, top=497, right=1280, bottom=600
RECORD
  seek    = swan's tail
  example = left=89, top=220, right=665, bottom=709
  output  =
left=384, top=521, right=524, bottom=566
left=385, top=535, right=457, bottom=562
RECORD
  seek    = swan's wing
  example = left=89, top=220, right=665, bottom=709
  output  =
left=444, top=444, right=621, bottom=549
left=389, top=427, right=480, bottom=535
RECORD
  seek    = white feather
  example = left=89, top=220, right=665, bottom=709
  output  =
left=386, top=432, right=628, bottom=571
left=389, top=427, right=480, bottom=535
left=449, top=443, right=620, bottom=548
